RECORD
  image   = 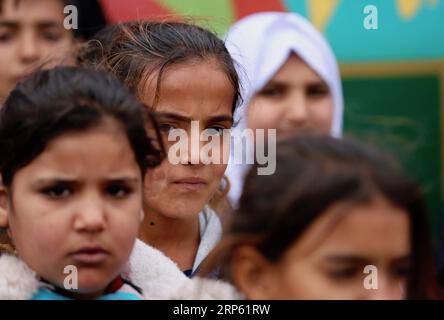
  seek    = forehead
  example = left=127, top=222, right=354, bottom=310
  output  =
left=285, top=197, right=410, bottom=262
left=44, top=124, right=130, bottom=157
left=13, top=124, right=139, bottom=180
left=140, top=58, right=234, bottom=117
left=0, top=0, right=65, bottom=22
left=270, top=54, right=325, bottom=84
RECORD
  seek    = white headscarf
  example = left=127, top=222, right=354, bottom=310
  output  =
left=225, top=12, right=344, bottom=206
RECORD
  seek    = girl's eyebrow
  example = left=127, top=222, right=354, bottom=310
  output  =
left=322, top=255, right=369, bottom=264
left=0, top=21, right=19, bottom=28
left=32, top=176, right=140, bottom=186
left=307, top=80, right=329, bottom=87
left=390, top=255, right=412, bottom=265
left=103, top=177, right=140, bottom=184
left=323, top=254, right=411, bottom=265
left=157, top=112, right=191, bottom=122
left=263, top=80, right=288, bottom=87
left=207, top=115, right=233, bottom=124
left=37, top=22, right=65, bottom=29
left=0, top=21, right=61, bottom=28
left=158, top=112, right=233, bottom=124
left=31, top=178, right=77, bottom=188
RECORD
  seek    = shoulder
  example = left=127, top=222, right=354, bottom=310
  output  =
left=192, top=207, right=222, bottom=273
left=171, top=277, right=243, bottom=300
left=124, top=239, right=242, bottom=300
left=200, top=206, right=222, bottom=232
left=198, top=207, right=222, bottom=251
left=123, top=239, right=190, bottom=299
left=0, top=254, right=39, bottom=299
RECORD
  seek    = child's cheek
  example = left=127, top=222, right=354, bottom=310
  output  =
left=143, top=163, right=170, bottom=203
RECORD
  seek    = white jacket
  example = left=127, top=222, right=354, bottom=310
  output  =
left=0, top=239, right=241, bottom=300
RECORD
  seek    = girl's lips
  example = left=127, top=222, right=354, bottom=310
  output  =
left=172, top=177, right=207, bottom=192
left=70, top=247, right=109, bottom=265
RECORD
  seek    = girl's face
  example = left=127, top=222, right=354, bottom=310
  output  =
left=234, top=197, right=411, bottom=300
left=1, top=123, right=143, bottom=298
left=247, top=54, right=333, bottom=138
left=139, top=58, right=234, bottom=220
left=0, top=0, right=76, bottom=102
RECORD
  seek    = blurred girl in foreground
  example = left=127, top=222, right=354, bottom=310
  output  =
left=205, top=135, right=440, bottom=299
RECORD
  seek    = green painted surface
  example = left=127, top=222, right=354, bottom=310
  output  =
left=343, top=75, right=442, bottom=237
left=160, top=0, right=234, bottom=35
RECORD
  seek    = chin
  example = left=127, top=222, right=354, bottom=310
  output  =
left=167, top=203, right=206, bottom=219
left=76, top=271, right=114, bottom=290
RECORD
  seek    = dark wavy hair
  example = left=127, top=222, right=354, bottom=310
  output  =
left=78, top=20, right=242, bottom=112
left=204, top=135, right=440, bottom=299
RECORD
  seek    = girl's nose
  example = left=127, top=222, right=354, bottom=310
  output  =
left=285, top=93, right=309, bottom=127
left=18, top=32, right=41, bottom=64
left=73, top=194, right=106, bottom=234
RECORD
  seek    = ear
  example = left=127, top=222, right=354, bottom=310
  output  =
left=231, top=245, right=279, bottom=300
left=139, top=209, right=145, bottom=223
left=0, top=183, right=9, bottom=228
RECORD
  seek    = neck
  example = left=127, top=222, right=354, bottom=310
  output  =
left=139, top=208, right=201, bottom=272
left=49, top=281, right=107, bottom=300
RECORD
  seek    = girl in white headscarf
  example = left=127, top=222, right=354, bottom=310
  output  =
left=225, top=12, right=344, bottom=206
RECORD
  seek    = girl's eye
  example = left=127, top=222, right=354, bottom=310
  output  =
left=258, top=85, right=285, bottom=98
left=106, top=184, right=132, bottom=198
left=327, top=267, right=359, bottom=280
left=392, top=264, right=411, bottom=279
left=203, top=127, right=225, bottom=137
left=42, top=186, right=71, bottom=198
left=41, top=32, right=63, bottom=42
left=159, top=123, right=177, bottom=133
left=307, top=84, right=330, bottom=98
left=0, top=32, right=14, bottom=43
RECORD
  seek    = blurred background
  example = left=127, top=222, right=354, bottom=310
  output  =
left=98, top=0, right=444, bottom=238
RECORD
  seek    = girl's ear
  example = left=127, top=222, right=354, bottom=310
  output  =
left=0, top=184, right=9, bottom=227
left=231, top=245, right=279, bottom=300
